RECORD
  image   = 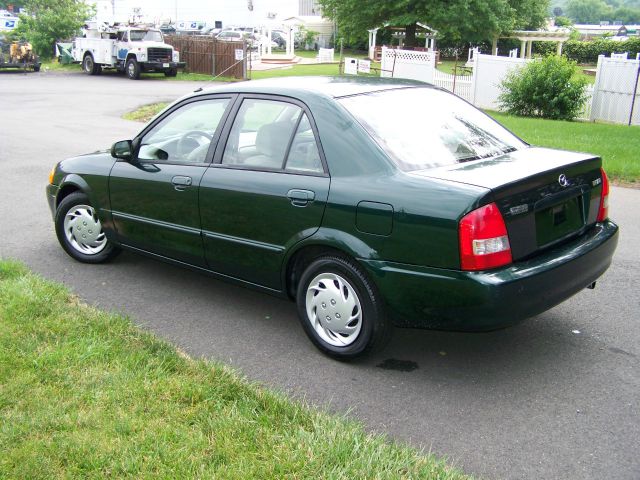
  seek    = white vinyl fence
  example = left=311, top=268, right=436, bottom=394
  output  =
left=471, top=54, right=530, bottom=109
left=380, top=49, right=638, bottom=125
left=432, top=69, right=473, bottom=103
left=590, top=55, right=640, bottom=125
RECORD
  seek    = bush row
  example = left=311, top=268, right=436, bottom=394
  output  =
left=534, top=37, right=640, bottom=64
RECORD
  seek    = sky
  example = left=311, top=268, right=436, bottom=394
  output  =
left=93, top=0, right=301, bottom=27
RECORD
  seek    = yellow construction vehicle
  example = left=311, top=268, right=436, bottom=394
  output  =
left=0, top=40, right=41, bottom=71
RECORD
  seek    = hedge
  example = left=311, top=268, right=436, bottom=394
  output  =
left=534, top=37, right=640, bottom=64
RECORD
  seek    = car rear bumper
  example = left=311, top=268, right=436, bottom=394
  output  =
left=361, top=220, right=619, bottom=331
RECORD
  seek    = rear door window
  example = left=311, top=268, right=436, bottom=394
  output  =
left=221, top=99, right=302, bottom=170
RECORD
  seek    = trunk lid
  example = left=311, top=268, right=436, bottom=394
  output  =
left=410, top=147, right=605, bottom=260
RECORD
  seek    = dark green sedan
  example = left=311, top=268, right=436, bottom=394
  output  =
left=46, top=77, right=618, bottom=359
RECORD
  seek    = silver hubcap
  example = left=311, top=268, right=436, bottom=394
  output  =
left=128, top=62, right=135, bottom=76
left=306, top=273, right=362, bottom=347
left=63, top=204, right=107, bottom=255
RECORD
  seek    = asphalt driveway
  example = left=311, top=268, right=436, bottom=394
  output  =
left=1, top=70, right=638, bottom=480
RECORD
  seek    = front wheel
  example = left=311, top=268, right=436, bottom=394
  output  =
left=125, top=58, right=140, bottom=80
left=296, top=256, right=391, bottom=360
left=164, top=68, right=177, bottom=77
left=54, top=192, right=120, bottom=264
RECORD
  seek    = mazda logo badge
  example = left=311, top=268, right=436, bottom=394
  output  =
left=558, top=174, right=570, bottom=187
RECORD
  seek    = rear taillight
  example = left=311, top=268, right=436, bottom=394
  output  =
left=459, top=202, right=512, bottom=271
left=597, top=167, right=609, bottom=222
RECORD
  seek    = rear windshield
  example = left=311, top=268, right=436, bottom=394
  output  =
left=339, top=88, right=526, bottom=171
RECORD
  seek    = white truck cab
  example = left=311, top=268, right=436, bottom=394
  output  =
left=72, top=25, right=185, bottom=79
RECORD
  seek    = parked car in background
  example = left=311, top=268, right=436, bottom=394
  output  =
left=159, top=24, right=176, bottom=35
left=215, top=30, right=245, bottom=42
left=200, top=26, right=222, bottom=36
left=46, top=77, right=618, bottom=359
left=271, top=30, right=287, bottom=48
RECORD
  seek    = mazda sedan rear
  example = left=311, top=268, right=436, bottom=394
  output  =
left=46, top=77, right=619, bottom=359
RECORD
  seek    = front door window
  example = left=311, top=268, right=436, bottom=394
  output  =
left=138, top=99, right=230, bottom=163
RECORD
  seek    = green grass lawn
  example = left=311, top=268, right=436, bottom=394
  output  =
left=122, top=102, right=169, bottom=122
left=0, top=260, right=469, bottom=479
left=40, top=59, right=82, bottom=72
left=490, top=112, right=639, bottom=184
left=250, top=63, right=340, bottom=79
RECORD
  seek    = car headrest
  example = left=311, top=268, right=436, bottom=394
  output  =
left=255, top=121, right=294, bottom=160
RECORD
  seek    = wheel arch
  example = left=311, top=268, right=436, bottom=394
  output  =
left=283, top=230, right=379, bottom=300
left=56, top=174, right=93, bottom=209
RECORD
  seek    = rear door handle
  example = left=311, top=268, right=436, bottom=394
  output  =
left=287, top=189, right=315, bottom=207
left=172, top=175, right=192, bottom=191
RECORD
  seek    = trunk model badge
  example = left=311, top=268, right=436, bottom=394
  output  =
left=509, top=204, right=529, bottom=215
left=558, top=174, right=570, bottom=187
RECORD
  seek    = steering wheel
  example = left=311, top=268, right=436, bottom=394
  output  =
left=176, top=130, right=213, bottom=159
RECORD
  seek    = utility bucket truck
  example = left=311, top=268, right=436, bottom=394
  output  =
left=72, top=25, right=185, bottom=79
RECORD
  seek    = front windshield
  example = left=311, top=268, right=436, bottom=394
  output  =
left=339, top=88, right=526, bottom=171
left=129, top=30, right=163, bottom=42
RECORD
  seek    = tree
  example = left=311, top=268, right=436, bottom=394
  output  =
left=318, top=0, right=549, bottom=47
left=14, top=0, right=93, bottom=58
left=0, top=1, right=25, bottom=9
left=555, top=15, right=575, bottom=26
left=612, top=6, right=640, bottom=22
left=553, top=6, right=564, bottom=16
left=566, top=0, right=613, bottom=23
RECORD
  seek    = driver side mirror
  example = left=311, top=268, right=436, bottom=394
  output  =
left=111, top=140, right=133, bottom=161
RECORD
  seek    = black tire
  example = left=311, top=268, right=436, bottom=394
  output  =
left=296, top=255, right=391, bottom=360
left=164, top=68, right=177, bottom=77
left=125, top=58, right=140, bottom=80
left=54, top=192, right=120, bottom=264
left=32, top=64, right=40, bottom=72
left=82, top=54, right=100, bottom=75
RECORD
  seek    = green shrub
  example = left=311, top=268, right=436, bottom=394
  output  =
left=563, top=37, right=640, bottom=64
left=498, top=55, right=588, bottom=120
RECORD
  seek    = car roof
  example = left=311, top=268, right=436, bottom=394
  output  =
left=193, top=76, right=431, bottom=101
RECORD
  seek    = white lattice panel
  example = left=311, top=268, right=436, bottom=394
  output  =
left=380, top=47, right=436, bottom=83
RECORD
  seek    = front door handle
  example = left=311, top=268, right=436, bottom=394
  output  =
left=172, top=175, right=192, bottom=191
left=287, top=189, right=315, bottom=207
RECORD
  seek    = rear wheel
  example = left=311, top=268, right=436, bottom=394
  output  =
left=82, top=54, right=100, bottom=75
left=296, top=256, right=391, bottom=360
left=55, top=192, right=120, bottom=264
left=164, top=68, right=177, bottom=77
left=125, top=58, right=140, bottom=80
